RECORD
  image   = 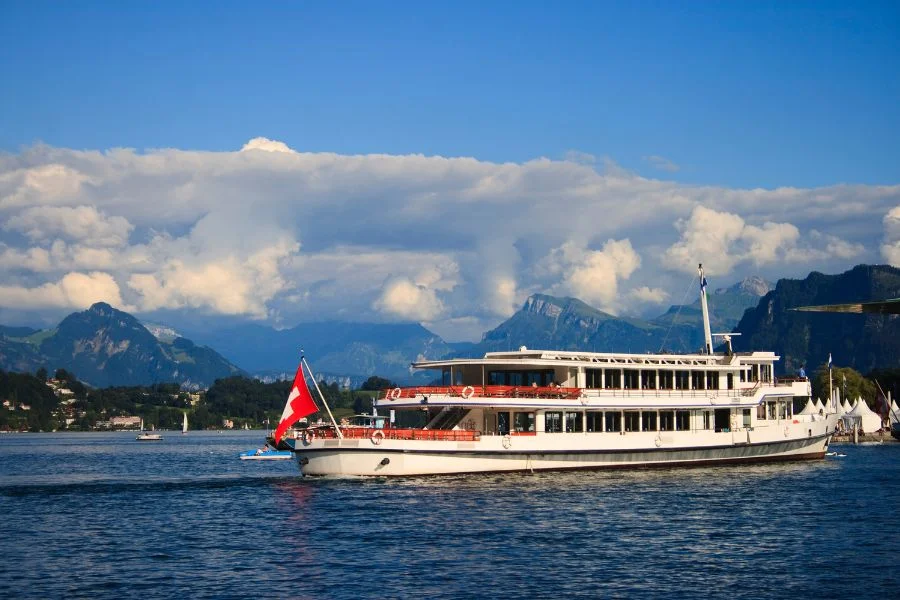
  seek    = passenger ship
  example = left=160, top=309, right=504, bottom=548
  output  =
left=284, top=266, right=837, bottom=476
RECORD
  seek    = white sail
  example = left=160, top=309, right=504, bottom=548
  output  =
left=182, top=412, right=188, bottom=434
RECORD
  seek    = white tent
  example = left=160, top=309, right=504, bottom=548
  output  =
left=815, top=399, right=826, bottom=414
left=834, top=398, right=845, bottom=417
left=798, top=399, right=819, bottom=416
left=841, top=399, right=853, bottom=414
left=842, top=399, right=883, bottom=433
left=890, top=400, right=900, bottom=424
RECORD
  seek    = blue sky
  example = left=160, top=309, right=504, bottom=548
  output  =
left=0, top=1, right=899, bottom=340
left=2, top=1, right=897, bottom=188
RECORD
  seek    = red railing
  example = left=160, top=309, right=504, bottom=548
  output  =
left=381, top=385, right=582, bottom=401
left=311, top=426, right=479, bottom=442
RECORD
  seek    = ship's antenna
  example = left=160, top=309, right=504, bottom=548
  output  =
left=698, top=264, right=713, bottom=355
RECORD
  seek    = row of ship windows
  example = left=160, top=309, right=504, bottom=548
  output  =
left=495, top=401, right=794, bottom=434
left=479, top=365, right=774, bottom=390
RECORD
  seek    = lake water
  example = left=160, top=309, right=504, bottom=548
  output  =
left=1, top=431, right=898, bottom=599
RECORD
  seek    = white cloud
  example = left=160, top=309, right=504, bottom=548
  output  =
left=881, top=206, right=900, bottom=266
left=0, top=139, right=897, bottom=335
left=628, top=286, right=670, bottom=305
left=240, top=137, right=297, bottom=154
left=4, top=205, right=133, bottom=247
left=373, top=277, right=444, bottom=321
left=663, top=206, right=865, bottom=276
left=0, top=271, right=125, bottom=310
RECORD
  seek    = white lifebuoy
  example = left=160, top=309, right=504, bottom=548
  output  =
left=784, top=426, right=790, bottom=438
left=502, top=435, right=511, bottom=449
left=654, top=435, right=662, bottom=448
left=461, top=385, right=475, bottom=399
left=371, top=430, right=385, bottom=445
left=389, top=387, right=402, bottom=400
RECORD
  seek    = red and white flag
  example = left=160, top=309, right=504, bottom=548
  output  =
left=273, top=363, right=319, bottom=443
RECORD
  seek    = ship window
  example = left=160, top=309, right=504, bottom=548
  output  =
left=727, top=373, right=734, bottom=390
left=714, top=409, right=731, bottom=432
left=675, top=371, right=689, bottom=390
left=706, top=371, right=719, bottom=390
left=641, top=370, right=657, bottom=390
left=778, top=401, right=788, bottom=420
left=489, top=370, right=552, bottom=386
left=497, top=412, right=510, bottom=435
left=703, top=411, right=711, bottom=430
left=659, top=370, right=674, bottom=389
left=623, top=411, right=640, bottom=432
left=675, top=410, right=690, bottom=431
left=757, top=403, right=766, bottom=419
left=586, top=411, right=603, bottom=432
left=691, top=371, right=706, bottom=390
left=544, top=411, right=562, bottom=433
left=767, top=402, right=777, bottom=420
left=586, top=369, right=602, bottom=389
left=623, top=369, right=640, bottom=390
left=743, top=409, right=751, bottom=428
left=514, top=412, right=535, bottom=433
left=565, top=411, right=582, bottom=433
left=659, top=410, right=675, bottom=431
left=740, top=369, right=747, bottom=383
left=642, top=411, right=657, bottom=431
left=604, top=411, right=621, bottom=432
left=605, top=369, right=621, bottom=389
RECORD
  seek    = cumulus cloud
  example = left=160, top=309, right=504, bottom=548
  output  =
left=628, top=286, right=670, bottom=305
left=373, top=277, right=445, bottom=321
left=4, top=205, right=133, bottom=246
left=240, top=137, right=298, bottom=154
left=663, top=206, right=864, bottom=276
left=0, top=139, right=897, bottom=335
left=881, top=206, right=900, bottom=266
left=0, top=271, right=126, bottom=310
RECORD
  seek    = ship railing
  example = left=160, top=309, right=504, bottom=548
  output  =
left=380, top=385, right=582, bottom=401
left=311, top=426, right=480, bottom=442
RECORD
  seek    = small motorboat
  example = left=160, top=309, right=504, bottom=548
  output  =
left=240, top=448, right=292, bottom=461
left=136, top=433, right=163, bottom=441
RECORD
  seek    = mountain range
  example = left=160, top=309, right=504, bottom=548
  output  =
left=5, top=267, right=897, bottom=388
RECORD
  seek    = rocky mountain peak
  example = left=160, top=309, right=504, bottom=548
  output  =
left=715, top=276, right=772, bottom=297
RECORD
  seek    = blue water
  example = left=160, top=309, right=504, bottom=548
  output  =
left=1, top=432, right=898, bottom=599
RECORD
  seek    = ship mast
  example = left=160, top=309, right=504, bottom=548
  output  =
left=699, top=263, right=713, bottom=355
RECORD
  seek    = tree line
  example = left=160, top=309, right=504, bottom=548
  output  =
left=0, top=368, right=395, bottom=432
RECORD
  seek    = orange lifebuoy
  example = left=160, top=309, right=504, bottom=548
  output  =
left=461, top=385, right=475, bottom=399
left=389, top=387, right=402, bottom=400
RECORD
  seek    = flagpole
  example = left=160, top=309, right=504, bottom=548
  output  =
left=302, top=354, right=344, bottom=439
left=828, top=353, right=833, bottom=412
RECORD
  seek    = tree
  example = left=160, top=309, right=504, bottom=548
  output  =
left=812, top=366, right=876, bottom=407
left=360, top=376, right=395, bottom=391
left=35, top=367, right=48, bottom=382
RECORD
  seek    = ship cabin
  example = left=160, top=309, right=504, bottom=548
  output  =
left=376, top=348, right=811, bottom=438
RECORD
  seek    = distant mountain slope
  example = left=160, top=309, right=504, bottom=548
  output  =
left=733, top=265, right=900, bottom=375
left=0, top=303, right=242, bottom=388
left=458, top=279, right=768, bottom=358
left=183, top=321, right=454, bottom=384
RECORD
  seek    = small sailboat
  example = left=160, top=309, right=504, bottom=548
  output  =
left=240, top=445, right=292, bottom=460
left=136, top=417, right=163, bottom=441
left=182, top=412, right=188, bottom=434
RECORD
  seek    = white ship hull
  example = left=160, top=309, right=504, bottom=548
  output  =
left=288, top=417, right=836, bottom=477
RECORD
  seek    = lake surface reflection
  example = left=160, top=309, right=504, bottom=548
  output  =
left=1, top=432, right=898, bottom=599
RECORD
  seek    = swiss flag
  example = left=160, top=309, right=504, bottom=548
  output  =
left=273, top=363, right=319, bottom=443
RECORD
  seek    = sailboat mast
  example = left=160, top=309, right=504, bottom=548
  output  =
left=699, top=263, right=714, bottom=355
left=302, top=356, right=344, bottom=439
